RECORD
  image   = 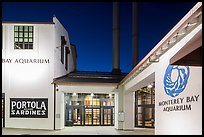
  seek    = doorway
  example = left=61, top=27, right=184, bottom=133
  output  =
left=66, top=106, right=83, bottom=126
left=85, top=107, right=100, bottom=125
left=2, top=93, right=5, bottom=128
left=102, top=107, right=114, bottom=126
left=65, top=93, right=115, bottom=126
left=135, top=86, right=155, bottom=128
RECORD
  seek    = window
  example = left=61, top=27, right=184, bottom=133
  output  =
left=2, top=25, right=3, bottom=49
left=65, top=47, right=70, bottom=70
left=14, top=26, right=33, bottom=49
left=61, top=36, right=66, bottom=64
left=135, top=86, right=155, bottom=128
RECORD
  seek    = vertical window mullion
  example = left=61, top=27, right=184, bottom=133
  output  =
left=23, top=26, right=25, bottom=49
left=17, top=26, right=19, bottom=49
left=31, top=26, right=33, bottom=49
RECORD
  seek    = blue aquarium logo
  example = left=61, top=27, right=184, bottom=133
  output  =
left=163, top=65, right=190, bottom=97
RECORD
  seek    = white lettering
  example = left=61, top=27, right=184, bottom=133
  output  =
left=11, top=101, right=16, bottom=109
left=11, top=110, right=15, bottom=115
left=37, top=110, right=40, bottom=115
left=41, top=110, right=46, bottom=115
left=25, top=110, right=29, bottom=115
left=16, top=101, right=21, bottom=109
left=41, top=102, right=46, bottom=110
left=16, top=110, right=20, bottom=115
left=21, top=101, right=27, bottom=109
left=21, top=110, right=25, bottom=115
left=31, top=102, right=35, bottom=108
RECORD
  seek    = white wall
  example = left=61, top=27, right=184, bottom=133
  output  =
left=2, top=23, right=55, bottom=130
left=155, top=65, right=202, bottom=135
left=123, top=91, right=135, bottom=130
left=2, top=18, right=79, bottom=130
left=56, top=84, right=117, bottom=129
left=53, top=17, right=74, bottom=78
left=55, top=91, right=65, bottom=130
left=120, top=22, right=202, bottom=134
left=155, top=24, right=202, bottom=135
left=58, top=84, right=116, bottom=93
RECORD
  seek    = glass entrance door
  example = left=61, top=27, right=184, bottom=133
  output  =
left=65, top=93, right=115, bottom=126
left=93, top=108, right=100, bottom=125
left=85, top=108, right=92, bottom=125
left=144, top=107, right=154, bottom=127
left=135, top=86, right=155, bottom=128
left=73, top=107, right=83, bottom=125
left=85, top=108, right=100, bottom=125
left=66, top=106, right=83, bottom=126
left=102, top=107, right=113, bottom=126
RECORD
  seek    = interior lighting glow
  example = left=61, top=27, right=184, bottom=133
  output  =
left=147, top=84, right=153, bottom=89
left=72, top=93, right=77, bottom=96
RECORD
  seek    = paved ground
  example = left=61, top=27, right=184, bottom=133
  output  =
left=2, top=126, right=155, bottom=135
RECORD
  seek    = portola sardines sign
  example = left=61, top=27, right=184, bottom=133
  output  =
left=10, top=98, right=48, bottom=118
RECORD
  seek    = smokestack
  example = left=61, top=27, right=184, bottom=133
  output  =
left=132, top=2, right=139, bottom=68
left=112, top=2, right=121, bottom=75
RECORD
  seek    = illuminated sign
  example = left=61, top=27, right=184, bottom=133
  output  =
left=10, top=98, right=48, bottom=118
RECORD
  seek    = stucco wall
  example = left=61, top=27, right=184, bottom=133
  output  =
left=2, top=23, right=55, bottom=130
left=155, top=24, right=202, bottom=135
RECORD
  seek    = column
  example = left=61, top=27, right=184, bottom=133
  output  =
left=123, top=91, right=135, bottom=130
left=114, top=87, right=123, bottom=129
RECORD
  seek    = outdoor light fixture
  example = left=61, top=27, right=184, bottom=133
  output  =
left=168, top=37, right=177, bottom=44
left=132, top=72, right=137, bottom=77
left=176, top=30, right=186, bottom=36
left=142, top=63, right=147, bottom=68
left=155, top=48, right=163, bottom=56
left=161, top=43, right=169, bottom=50
left=135, top=69, right=140, bottom=75
left=146, top=59, right=151, bottom=65
left=149, top=54, right=158, bottom=62
left=147, top=84, right=153, bottom=89
left=72, top=93, right=77, bottom=96
left=195, top=11, right=202, bottom=18
left=138, top=66, right=143, bottom=71
left=170, top=35, right=178, bottom=42
left=187, top=18, right=198, bottom=27
left=187, top=22, right=197, bottom=27
left=109, top=94, right=112, bottom=98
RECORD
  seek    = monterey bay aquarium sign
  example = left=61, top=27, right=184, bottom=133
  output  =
left=10, top=98, right=48, bottom=118
left=159, top=65, right=200, bottom=112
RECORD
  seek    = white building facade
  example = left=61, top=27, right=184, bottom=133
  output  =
left=2, top=16, right=76, bottom=130
left=2, top=2, right=202, bottom=135
left=116, top=2, right=202, bottom=135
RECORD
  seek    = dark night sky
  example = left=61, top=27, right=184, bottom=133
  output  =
left=2, top=2, right=197, bottom=73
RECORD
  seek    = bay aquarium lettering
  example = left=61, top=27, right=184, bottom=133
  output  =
left=2, top=58, right=50, bottom=64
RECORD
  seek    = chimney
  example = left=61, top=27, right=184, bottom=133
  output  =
left=132, top=2, right=139, bottom=68
left=112, top=2, right=121, bottom=75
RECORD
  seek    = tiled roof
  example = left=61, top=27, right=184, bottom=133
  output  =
left=52, top=71, right=127, bottom=85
